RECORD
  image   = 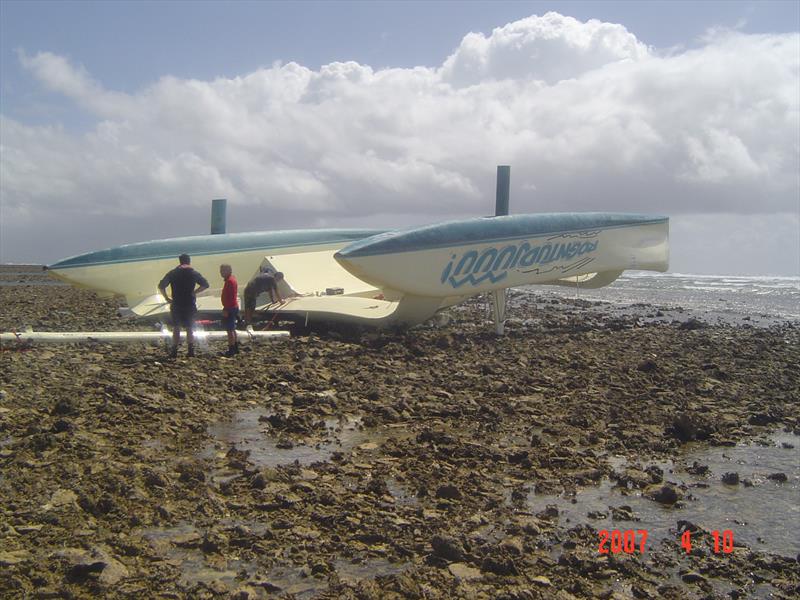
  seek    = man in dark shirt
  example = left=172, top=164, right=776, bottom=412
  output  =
left=243, top=269, right=284, bottom=326
left=158, top=253, right=209, bottom=357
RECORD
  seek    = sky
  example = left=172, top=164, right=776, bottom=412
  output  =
left=1, top=0, right=798, bottom=276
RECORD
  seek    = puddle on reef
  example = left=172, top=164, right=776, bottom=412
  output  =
left=261, top=558, right=407, bottom=599
left=141, top=437, right=166, bottom=451
left=385, top=476, right=419, bottom=507
left=528, top=431, right=800, bottom=559
left=203, top=408, right=412, bottom=469
left=137, top=522, right=407, bottom=598
left=138, top=523, right=255, bottom=589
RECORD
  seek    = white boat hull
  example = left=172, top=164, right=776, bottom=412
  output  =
left=335, top=216, right=668, bottom=297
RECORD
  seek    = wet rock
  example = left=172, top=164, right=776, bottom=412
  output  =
left=767, top=472, right=788, bottom=483
left=687, top=462, right=709, bottom=475
left=499, top=537, right=524, bottom=555
left=144, top=468, right=169, bottom=489
left=677, top=520, right=701, bottom=534
left=636, top=360, right=657, bottom=373
left=681, top=571, right=707, bottom=584
left=51, top=419, right=74, bottom=433
left=310, top=561, right=331, bottom=575
left=508, top=450, right=530, bottom=465
left=366, top=477, right=389, bottom=496
left=648, top=485, right=681, bottom=505
left=377, top=406, right=402, bottom=422
left=201, top=530, right=228, bottom=554
left=537, top=505, right=559, bottom=519
left=575, top=468, right=604, bottom=484
left=435, top=484, right=462, bottom=500
left=748, top=412, right=779, bottom=426
left=611, top=506, right=636, bottom=521
left=58, top=546, right=129, bottom=586
left=645, top=465, right=664, bottom=484
left=722, top=472, right=740, bottom=485
left=679, top=318, right=706, bottom=330
left=510, top=487, right=527, bottom=504
left=666, top=414, right=713, bottom=443
left=616, top=468, right=652, bottom=490
left=430, top=535, right=465, bottom=562
left=480, top=554, right=519, bottom=576
left=51, top=398, right=76, bottom=416
left=448, top=562, right=482, bottom=581
left=176, top=459, right=206, bottom=483
left=250, top=472, right=267, bottom=489
left=530, top=575, right=552, bottom=587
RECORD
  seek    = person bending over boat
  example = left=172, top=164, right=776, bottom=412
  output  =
left=244, top=268, right=284, bottom=326
left=158, top=254, right=210, bottom=358
left=219, top=263, right=239, bottom=356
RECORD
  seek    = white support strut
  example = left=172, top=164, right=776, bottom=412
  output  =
left=0, top=328, right=289, bottom=347
left=490, top=288, right=507, bottom=336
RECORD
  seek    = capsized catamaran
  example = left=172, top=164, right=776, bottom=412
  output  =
left=46, top=212, right=669, bottom=328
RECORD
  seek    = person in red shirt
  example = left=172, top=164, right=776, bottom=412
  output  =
left=219, top=264, right=239, bottom=356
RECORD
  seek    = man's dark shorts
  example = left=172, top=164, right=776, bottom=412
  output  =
left=222, top=307, right=239, bottom=331
left=244, top=290, right=258, bottom=313
left=170, top=305, right=196, bottom=329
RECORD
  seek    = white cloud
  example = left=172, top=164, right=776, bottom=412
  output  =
left=1, top=13, right=798, bottom=273
left=440, top=12, right=649, bottom=86
left=16, top=50, right=138, bottom=118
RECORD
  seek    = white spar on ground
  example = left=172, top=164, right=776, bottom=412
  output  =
left=0, top=327, right=289, bottom=346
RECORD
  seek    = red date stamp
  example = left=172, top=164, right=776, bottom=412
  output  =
left=680, top=529, right=735, bottom=554
left=598, top=529, right=649, bottom=554
left=598, top=529, right=735, bottom=554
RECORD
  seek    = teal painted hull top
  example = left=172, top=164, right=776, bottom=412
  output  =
left=336, top=213, right=668, bottom=258
left=49, top=229, right=387, bottom=269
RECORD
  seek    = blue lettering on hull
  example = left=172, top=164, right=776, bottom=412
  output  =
left=441, top=234, right=600, bottom=289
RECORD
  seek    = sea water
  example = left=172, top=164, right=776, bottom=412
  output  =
left=525, top=272, right=800, bottom=323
